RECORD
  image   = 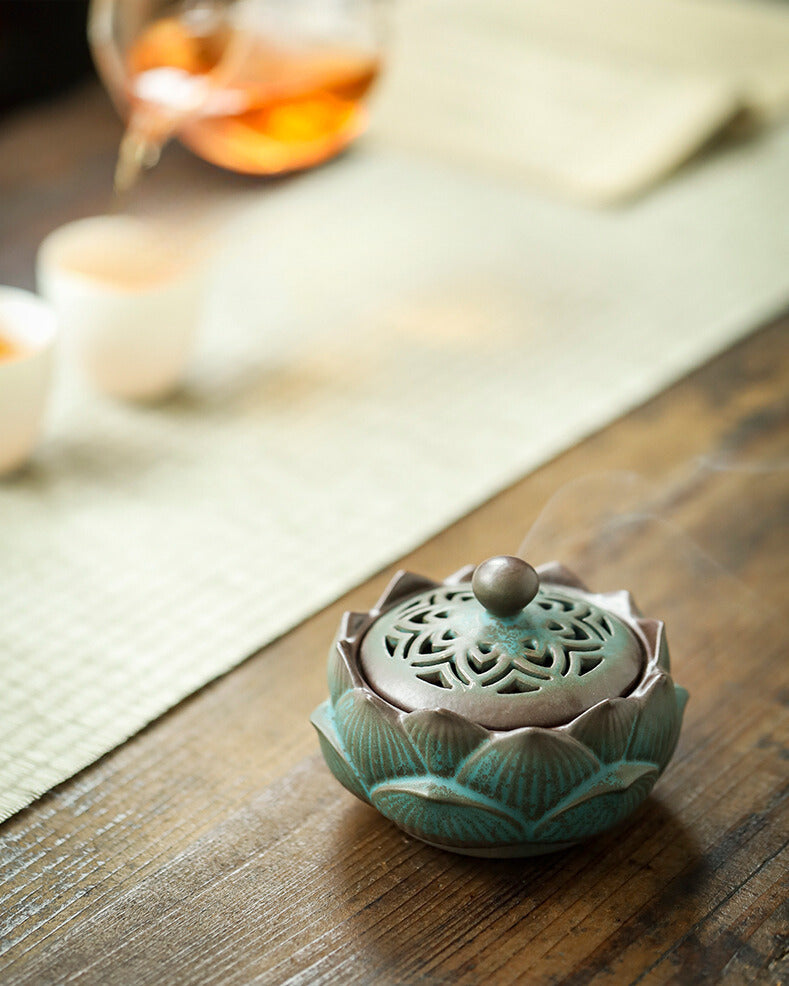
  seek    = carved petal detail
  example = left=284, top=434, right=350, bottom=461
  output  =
left=334, top=690, right=424, bottom=786
left=445, top=565, right=475, bottom=584
left=536, top=562, right=589, bottom=591
left=373, top=571, right=438, bottom=613
left=566, top=698, right=638, bottom=764
left=635, top=618, right=670, bottom=672
left=310, top=701, right=371, bottom=805
left=403, top=709, right=489, bottom=778
left=328, top=639, right=356, bottom=704
left=339, top=611, right=368, bottom=642
left=457, top=728, right=600, bottom=820
left=596, top=589, right=642, bottom=621
left=534, top=764, right=658, bottom=842
left=371, top=778, right=524, bottom=849
left=628, top=675, right=687, bottom=770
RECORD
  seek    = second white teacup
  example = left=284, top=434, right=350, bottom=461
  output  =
left=37, top=216, right=205, bottom=401
left=0, top=287, right=57, bottom=475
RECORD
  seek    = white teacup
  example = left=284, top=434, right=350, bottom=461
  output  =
left=0, top=287, right=57, bottom=476
left=37, top=216, right=205, bottom=401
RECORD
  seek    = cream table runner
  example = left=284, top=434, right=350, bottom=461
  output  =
left=2, top=6, right=789, bottom=822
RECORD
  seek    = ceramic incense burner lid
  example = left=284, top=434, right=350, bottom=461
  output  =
left=360, top=557, right=643, bottom=729
left=311, top=557, right=688, bottom=858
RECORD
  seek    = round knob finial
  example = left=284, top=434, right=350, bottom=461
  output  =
left=471, top=556, right=539, bottom=618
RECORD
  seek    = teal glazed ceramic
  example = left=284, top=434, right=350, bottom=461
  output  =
left=311, top=557, right=688, bottom=857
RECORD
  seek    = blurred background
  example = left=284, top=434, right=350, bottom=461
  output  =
left=0, top=1, right=92, bottom=115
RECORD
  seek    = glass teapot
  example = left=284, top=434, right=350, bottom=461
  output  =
left=88, top=0, right=385, bottom=185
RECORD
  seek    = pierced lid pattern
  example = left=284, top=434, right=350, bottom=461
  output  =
left=359, top=574, right=644, bottom=729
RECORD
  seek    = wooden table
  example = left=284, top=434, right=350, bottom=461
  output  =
left=1, top=86, right=788, bottom=986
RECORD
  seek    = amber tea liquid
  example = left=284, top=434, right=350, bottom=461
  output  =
left=0, top=328, right=23, bottom=362
left=121, top=15, right=380, bottom=185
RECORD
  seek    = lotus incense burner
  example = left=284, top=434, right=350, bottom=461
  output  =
left=311, top=557, right=688, bottom=857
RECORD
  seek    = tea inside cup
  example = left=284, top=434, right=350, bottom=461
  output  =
left=0, top=287, right=57, bottom=475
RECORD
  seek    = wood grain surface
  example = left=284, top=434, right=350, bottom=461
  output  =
left=1, top=303, right=787, bottom=984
